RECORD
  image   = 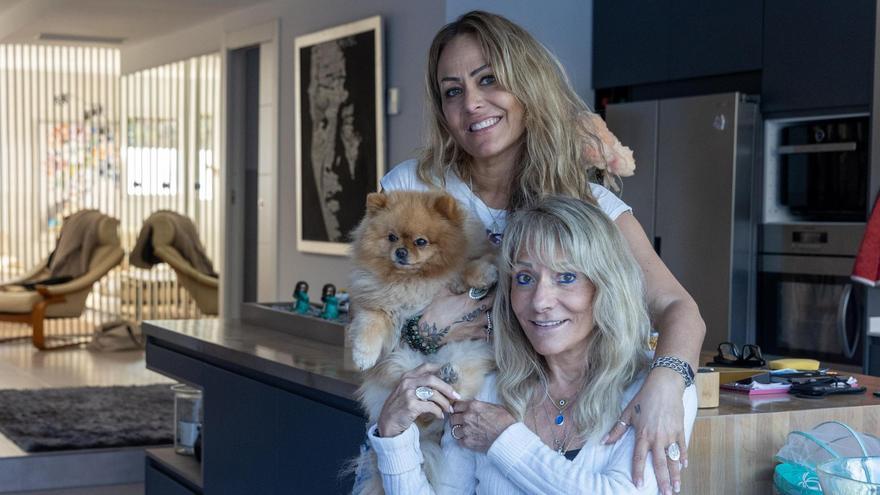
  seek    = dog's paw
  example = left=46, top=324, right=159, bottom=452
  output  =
left=351, top=342, right=382, bottom=370
left=463, top=259, right=498, bottom=289
left=447, top=278, right=468, bottom=295
left=439, top=362, right=460, bottom=385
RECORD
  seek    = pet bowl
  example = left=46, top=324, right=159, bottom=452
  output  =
left=817, top=457, right=880, bottom=494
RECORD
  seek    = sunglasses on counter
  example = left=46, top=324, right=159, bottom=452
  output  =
left=711, top=341, right=766, bottom=368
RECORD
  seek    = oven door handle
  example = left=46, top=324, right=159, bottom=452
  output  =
left=837, top=283, right=859, bottom=359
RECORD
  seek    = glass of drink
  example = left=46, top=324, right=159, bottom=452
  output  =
left=171, top=383, right=203, bottom=456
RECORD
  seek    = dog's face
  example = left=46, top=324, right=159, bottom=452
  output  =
left=353, top=191, right=468, bottom=280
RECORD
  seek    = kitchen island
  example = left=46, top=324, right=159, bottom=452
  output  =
left=143, top=317, right=880, bottom=495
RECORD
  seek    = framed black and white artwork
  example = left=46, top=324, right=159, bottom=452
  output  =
left=295, top=16, right=384, bottom=256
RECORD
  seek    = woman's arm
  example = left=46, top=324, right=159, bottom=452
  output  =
left=368, top=422, right=476, bottom=495
left=604, top=212, right=706, bottom=494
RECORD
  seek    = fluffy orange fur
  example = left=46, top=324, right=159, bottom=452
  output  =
left=352, top=191, right=469, bottom=282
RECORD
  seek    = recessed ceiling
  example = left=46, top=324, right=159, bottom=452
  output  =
left=0, top=0, right=268, bottom=46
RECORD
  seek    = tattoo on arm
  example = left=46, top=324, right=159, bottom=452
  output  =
left=416, top=304, right=489, bottom=351
left=634, top=404, right=641, bottom=415
left=452, top=304, right=489, bottom=325
left=419, top=321, right=452, bottom=350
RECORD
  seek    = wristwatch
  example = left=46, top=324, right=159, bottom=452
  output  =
left=650, top=356, right=695, bottom=388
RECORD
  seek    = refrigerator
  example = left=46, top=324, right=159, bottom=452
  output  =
left=605, top=92, right=759, bottom=352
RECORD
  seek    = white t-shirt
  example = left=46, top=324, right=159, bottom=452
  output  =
left=380, top=159, right=632, bottom=233
left=368, top=373, right=698, bottom=494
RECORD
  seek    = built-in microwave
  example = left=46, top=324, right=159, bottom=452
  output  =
left=764, top=114, right=870, bottom=223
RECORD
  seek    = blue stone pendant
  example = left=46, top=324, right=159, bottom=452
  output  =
left=555, top=414, right=564, bottom=426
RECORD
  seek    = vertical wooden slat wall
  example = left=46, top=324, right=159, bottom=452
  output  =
left=0, top=46, right=222, bottom=336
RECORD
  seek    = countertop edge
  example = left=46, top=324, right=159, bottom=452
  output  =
left=143, top=320, right=360, bottom=403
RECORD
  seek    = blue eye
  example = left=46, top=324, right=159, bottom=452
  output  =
left=514, top=272, right=532, bottom=285
left=479, top=74, right=496, bottom=86
left=444, top=87, right=462, bottom=98
left=559, top=272, right=577, bottom=284
left=388, top=233, right=398, bottom=242
left=414, top=238, right=428, bottom=247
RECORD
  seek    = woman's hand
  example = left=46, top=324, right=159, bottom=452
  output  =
left=414, top=285, right=496, bottom=347
left=449, top=400, right=516, bottom=453
left=603, top=368, right=686, bottom=495
left=376, top=363, right=462, bottom=438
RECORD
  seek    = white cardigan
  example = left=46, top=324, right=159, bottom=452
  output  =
left=368, top=374, right=698, bottom=495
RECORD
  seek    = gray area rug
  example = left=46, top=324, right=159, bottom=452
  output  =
left=0, top=384, right=174, bottom=452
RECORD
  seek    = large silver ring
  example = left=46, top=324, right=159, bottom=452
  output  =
left=415, top=386, right=434, bottom=401
left=451, top=424, right=464, bottom=440
left=665, top=441, right=681, bottom=462
left=468, top=287, right=490, bottom=300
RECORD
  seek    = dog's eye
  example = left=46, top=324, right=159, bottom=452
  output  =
left=414, top=238, right=428, bottom=247
left=388, top=233, right=398, bottom=242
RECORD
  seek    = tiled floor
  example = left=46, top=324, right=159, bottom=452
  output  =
left=0, top=321, right=173, bottom=458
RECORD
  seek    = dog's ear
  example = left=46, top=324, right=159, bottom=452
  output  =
left=365, top=193, right=387, bottom=215
left=433, top=194, right=463, bottom=223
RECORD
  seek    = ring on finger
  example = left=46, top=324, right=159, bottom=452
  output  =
left=415, top=386, right=435, bottom=401
left=665, top=441, right=681, bottom=461
left=617, top=420, right=629, bottom=429
left=451, top=424, right=464, bottom=440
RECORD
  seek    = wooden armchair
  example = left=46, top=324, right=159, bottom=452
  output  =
left=0, top=212, right=124, bottom=349
left=132, top=211, right=218, bottom=315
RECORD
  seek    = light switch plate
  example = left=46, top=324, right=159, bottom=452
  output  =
left=387, top=88, right=399, bottom=115
left=869, top=317, right=880, bottom=337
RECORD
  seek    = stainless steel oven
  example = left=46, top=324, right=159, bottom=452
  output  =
left=756, top=224, right=865, bottom=367
left=764, top=114, right=869, bottom=223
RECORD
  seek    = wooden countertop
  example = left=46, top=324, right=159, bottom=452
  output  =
left=701, top=373, right=880, bottom=417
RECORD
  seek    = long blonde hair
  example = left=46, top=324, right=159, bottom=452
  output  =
left=494, top=196, right=650, bottom=441
left=418, top=10, right=608, bottom=210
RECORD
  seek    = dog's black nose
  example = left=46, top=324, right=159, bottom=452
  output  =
left=395, top=248, right=408, bottom=261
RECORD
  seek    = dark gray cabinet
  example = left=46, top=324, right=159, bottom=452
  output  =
left=593, top=0, right=763, bottom=89
left=145, top=339, right=366, bottom=495
left=761, top=0, right=875, bottom=113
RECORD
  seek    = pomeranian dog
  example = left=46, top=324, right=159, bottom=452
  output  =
left=347, top=191, right=497, bottom=494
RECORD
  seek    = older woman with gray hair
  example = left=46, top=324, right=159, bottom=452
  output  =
left=368, top=196, right=698, bottom=494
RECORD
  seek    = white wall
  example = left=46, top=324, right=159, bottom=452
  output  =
left=120, top=0, right=593, bottom=301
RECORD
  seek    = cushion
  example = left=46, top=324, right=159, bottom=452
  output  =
left=0, top=290, right=41, bottom=313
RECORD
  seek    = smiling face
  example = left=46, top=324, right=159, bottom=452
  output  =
left=509, top=252, right=595, bottom=360
left=436, top=34, right=526, bottom=168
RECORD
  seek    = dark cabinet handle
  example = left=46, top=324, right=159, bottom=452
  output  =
left=162, top=182, right=170, bottom=189
left=132, top=181, right=141, bottom=187
left=653, top=236, right=662, bottom=256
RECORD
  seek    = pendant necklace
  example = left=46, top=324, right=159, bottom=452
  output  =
left=543, top=378, right=587, bottom=427
left=544, top=385, right=572, bottom=426
left=468, top=177, right=506, bottom=246
left=535, top=395, right=574, bottom=455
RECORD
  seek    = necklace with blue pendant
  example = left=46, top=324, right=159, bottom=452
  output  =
left=544, top=388, right=573, bottom=426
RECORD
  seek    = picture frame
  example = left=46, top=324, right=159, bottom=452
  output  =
left=294, top=16, right=384, bottom=256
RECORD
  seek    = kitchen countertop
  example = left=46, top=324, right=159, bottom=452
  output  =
left=144, top=317, right=880, bottom=494
left=144, top=317, right=880, bottom=417
left=143, top=318, right=361, bottom=401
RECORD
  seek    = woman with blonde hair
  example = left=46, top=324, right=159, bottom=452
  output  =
left=368, top=196, right=698, bottom=494
left=379, top=10, right=705, bottom=493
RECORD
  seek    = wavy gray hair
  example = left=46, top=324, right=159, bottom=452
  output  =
left=493, top=196, right=650, bottom=440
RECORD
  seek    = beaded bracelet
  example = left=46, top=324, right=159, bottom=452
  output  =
left=402, top=315, right=439, bottom=355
